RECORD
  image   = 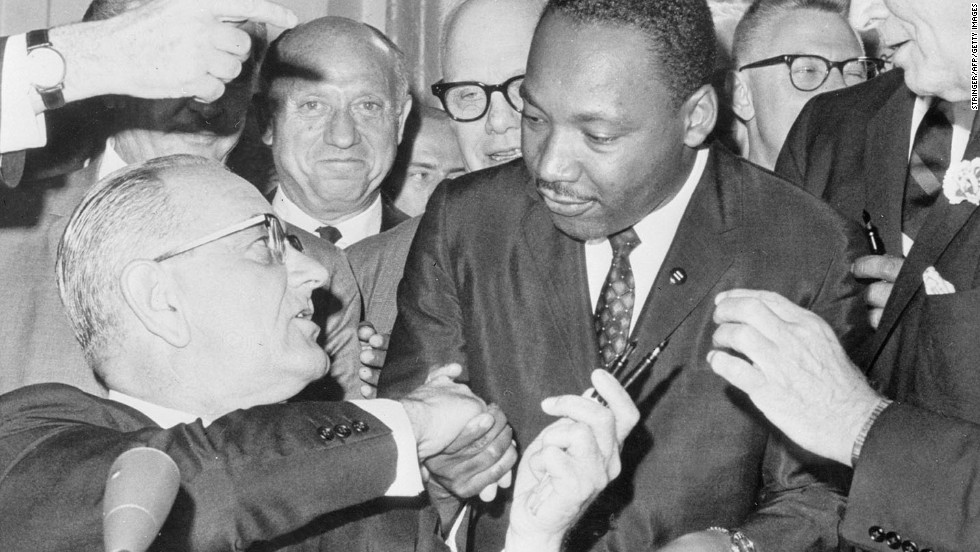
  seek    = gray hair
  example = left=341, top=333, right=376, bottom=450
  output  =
left=732, top=0, right=851, bottom=66
left=56, top=154, right=219, bottom=369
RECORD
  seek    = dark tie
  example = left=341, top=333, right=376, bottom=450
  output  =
left=903, top=99, right=953, bottom=239
left=594, top=227, right=641, bottom=367
left=316, top=225, right=343, bottom=244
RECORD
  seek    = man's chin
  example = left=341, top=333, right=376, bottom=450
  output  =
left=549, top=213, right=607, bottom=242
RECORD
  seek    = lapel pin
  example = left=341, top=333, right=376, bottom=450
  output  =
left=669, top=268, right=687, bottom=285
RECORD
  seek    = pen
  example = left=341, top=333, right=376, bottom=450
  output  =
left=590, top=341, right=638, bottom=405
left=862, top=210, right=885, bottom=255
left=619, top=338, right=669, bottom=393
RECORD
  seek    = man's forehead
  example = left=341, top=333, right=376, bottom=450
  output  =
left=165, top=167, right=271, bottom=226
left=274, top=40, right=397, bottom=98
left=443, top=0, right=540, bottom=81
left=760, top=9, right=860, bottom=57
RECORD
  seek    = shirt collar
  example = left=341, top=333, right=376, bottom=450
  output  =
left=97, top=138, right=129, bottom=181
left=273, top=189, right=383, bottom=248
left=108, top=390, right=213, bottom=428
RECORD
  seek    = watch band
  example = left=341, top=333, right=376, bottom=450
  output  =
left=26, top=28, right=66, bottom=110
left=707, top=527, right=757, bottom=552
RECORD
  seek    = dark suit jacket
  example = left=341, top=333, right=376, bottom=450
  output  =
left=0, top=383, right=398, bottom=552
left=347, top=216, right=421, bottom=334
left=777, top=69, right=980, bottom=552
left=0, top=159, right=363, bottom=399
left=380, top=146, right=869, bottom=552
left=0, top=36, right=27, bottom=189
left=381, top=195, right=411, bottom=232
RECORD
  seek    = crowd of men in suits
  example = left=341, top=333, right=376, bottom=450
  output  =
left=0, top=0, right=979, bottom=551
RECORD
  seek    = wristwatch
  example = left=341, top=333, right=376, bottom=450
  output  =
left=25, top=29, right=66, bottom=110
left=707, top=527, right=757, bottom=552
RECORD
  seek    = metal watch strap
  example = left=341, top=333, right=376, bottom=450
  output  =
left=26, top=28, right=66, bottom=110
left=707, top=527, right=757, bottom=552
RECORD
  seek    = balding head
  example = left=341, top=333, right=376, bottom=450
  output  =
left=438, top=0, right=544, bottom=172
left=59, top=154, right=331, bottom=416
left=261, top=17, right=413, bottom=224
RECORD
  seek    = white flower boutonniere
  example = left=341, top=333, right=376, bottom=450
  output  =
left=943, top=158, right=980, bottom=206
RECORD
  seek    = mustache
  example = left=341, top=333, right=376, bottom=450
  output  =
left=536, top=179, right=592, bottom=201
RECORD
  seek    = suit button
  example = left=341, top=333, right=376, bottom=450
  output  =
left=317, top=426, right=335, bottom=441
left=335, top=423, right=352, bottom=438
left=869, top=526, right=886, bottom=542
left=352, top=420, right=369, bottom=433
left=901, top=541, right=917, bottom=552
left=885, top=532, right=902, bottom=549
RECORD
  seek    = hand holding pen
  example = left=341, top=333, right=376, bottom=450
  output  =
left=590, top=338, right=669, bottom=405
left=862, top=210, right=885, bottom=255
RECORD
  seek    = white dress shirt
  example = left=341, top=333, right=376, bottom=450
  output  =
left=0, top=34, right=47, bottom=156
left=584, top=148, right=708, bottom=327
left=273, top=189, right=383, bottom=248
left=106, top=391, right=423, bottom=496
left=902, top=97, right=975, bottom=255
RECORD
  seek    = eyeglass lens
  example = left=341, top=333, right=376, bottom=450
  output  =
left=790, top=56, right=880, bottom=91
left=443, top=77, right=524, bottom=121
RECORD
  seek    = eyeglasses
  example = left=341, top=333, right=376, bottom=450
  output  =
left=431, top=74, right=525, bottom=122
left=153, top=213, right=303, bottom=264
left=738, top=55, right=886, bottom=92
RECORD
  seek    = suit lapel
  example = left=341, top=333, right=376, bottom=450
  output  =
left=633, top=149, right=736, bottom=355
left=520, top=187, right=600, bottom=381
left=862, top=83, right=916, bottom=255
left=869, top=109, right=980, bottom=363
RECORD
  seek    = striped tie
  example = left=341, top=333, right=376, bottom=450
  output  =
left=903, top=100, right=953, bottom=239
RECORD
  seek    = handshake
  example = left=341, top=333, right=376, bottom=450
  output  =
left=397, top=364, right=640, bottom=552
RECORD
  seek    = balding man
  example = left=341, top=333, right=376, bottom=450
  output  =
left=262, top=17, right=412, bottom=250
left=435, top=0, right=545, bottom=172
left=728, top=0, right=881, bottom=170
left=0, top=154, right=636, bottom=552
left=0, top=1, right=363, bottom=400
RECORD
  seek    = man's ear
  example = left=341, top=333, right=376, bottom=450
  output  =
left=729, top=70, right=756, bottom=123
left=396, top=95, right=414, bottom=145
left=681, top=84, right=719, bottom=148
left=261, top=123, right=275, bottom=146
left=120, top=260, right=190, bottom=348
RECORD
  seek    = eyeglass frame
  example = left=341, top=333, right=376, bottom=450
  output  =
left=153, top=213, right=303, bottom=264
left=431, top=74, right=525, bottom=122
left=737, top=54, right=886, bottom=92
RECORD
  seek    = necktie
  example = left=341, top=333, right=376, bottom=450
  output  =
left=594, top=227, right=641, bottom=367
left=903, top=99, right=953, bottom=239
left=316, top=225, right=343, bottom=244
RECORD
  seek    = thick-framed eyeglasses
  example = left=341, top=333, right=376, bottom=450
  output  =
left=153, top=213, right=303, bottom=264
left=431, top=74, right=525, bottom=122
left=738, top=54, right=886, bottom=92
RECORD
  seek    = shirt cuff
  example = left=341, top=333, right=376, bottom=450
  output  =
left=1, top=33, right=47, bottom=155
left=350, top=399, right=424, bottom=497
left=851, top=398, right=893, bottom=466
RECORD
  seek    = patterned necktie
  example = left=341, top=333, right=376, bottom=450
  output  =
left=594, top=227, right=641, bottom=367
left=903, top=99, right=953, bottom=239
left=316, top=225, right=343, bottom=244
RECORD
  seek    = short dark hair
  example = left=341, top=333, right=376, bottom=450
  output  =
left=732, top=0, right=850, bottom=66
left=542, top=0, right=716, bottom=108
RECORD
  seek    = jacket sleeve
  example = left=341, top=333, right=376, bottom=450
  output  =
left=0, top=36, right=27, bottom=188
left=738, top=217, right=869, bottom=550
left=841, top=403, right=980, bottom=551
left=379, top=184, right=468, bottom=399
left=0, top=386, right=399, bottom=552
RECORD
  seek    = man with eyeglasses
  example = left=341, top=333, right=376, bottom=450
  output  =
left=729, top=0, right=881, bottom=170
left=707, top=0, right=980, bottom=550
left=0, top=154, right=639, bottom=552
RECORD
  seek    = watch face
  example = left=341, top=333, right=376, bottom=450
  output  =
left=28, top=46, right=66, bottom=89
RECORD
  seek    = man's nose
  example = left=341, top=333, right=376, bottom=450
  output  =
left=324, top=109, right=360, bottom=149
left=485, top=92, right=521, bottom=135
left=532, top=129, right=578, bottom=184
left=287, top=242, right=330, bottom=291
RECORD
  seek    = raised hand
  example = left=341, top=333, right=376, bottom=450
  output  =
left=708, top=289, right=884, bottom=466
left=505, top=370, right=639, bottom=552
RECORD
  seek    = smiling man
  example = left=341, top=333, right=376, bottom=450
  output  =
left=379, top=0, right=870, bottom=551
left=262, top=17, right=412, bottom=249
